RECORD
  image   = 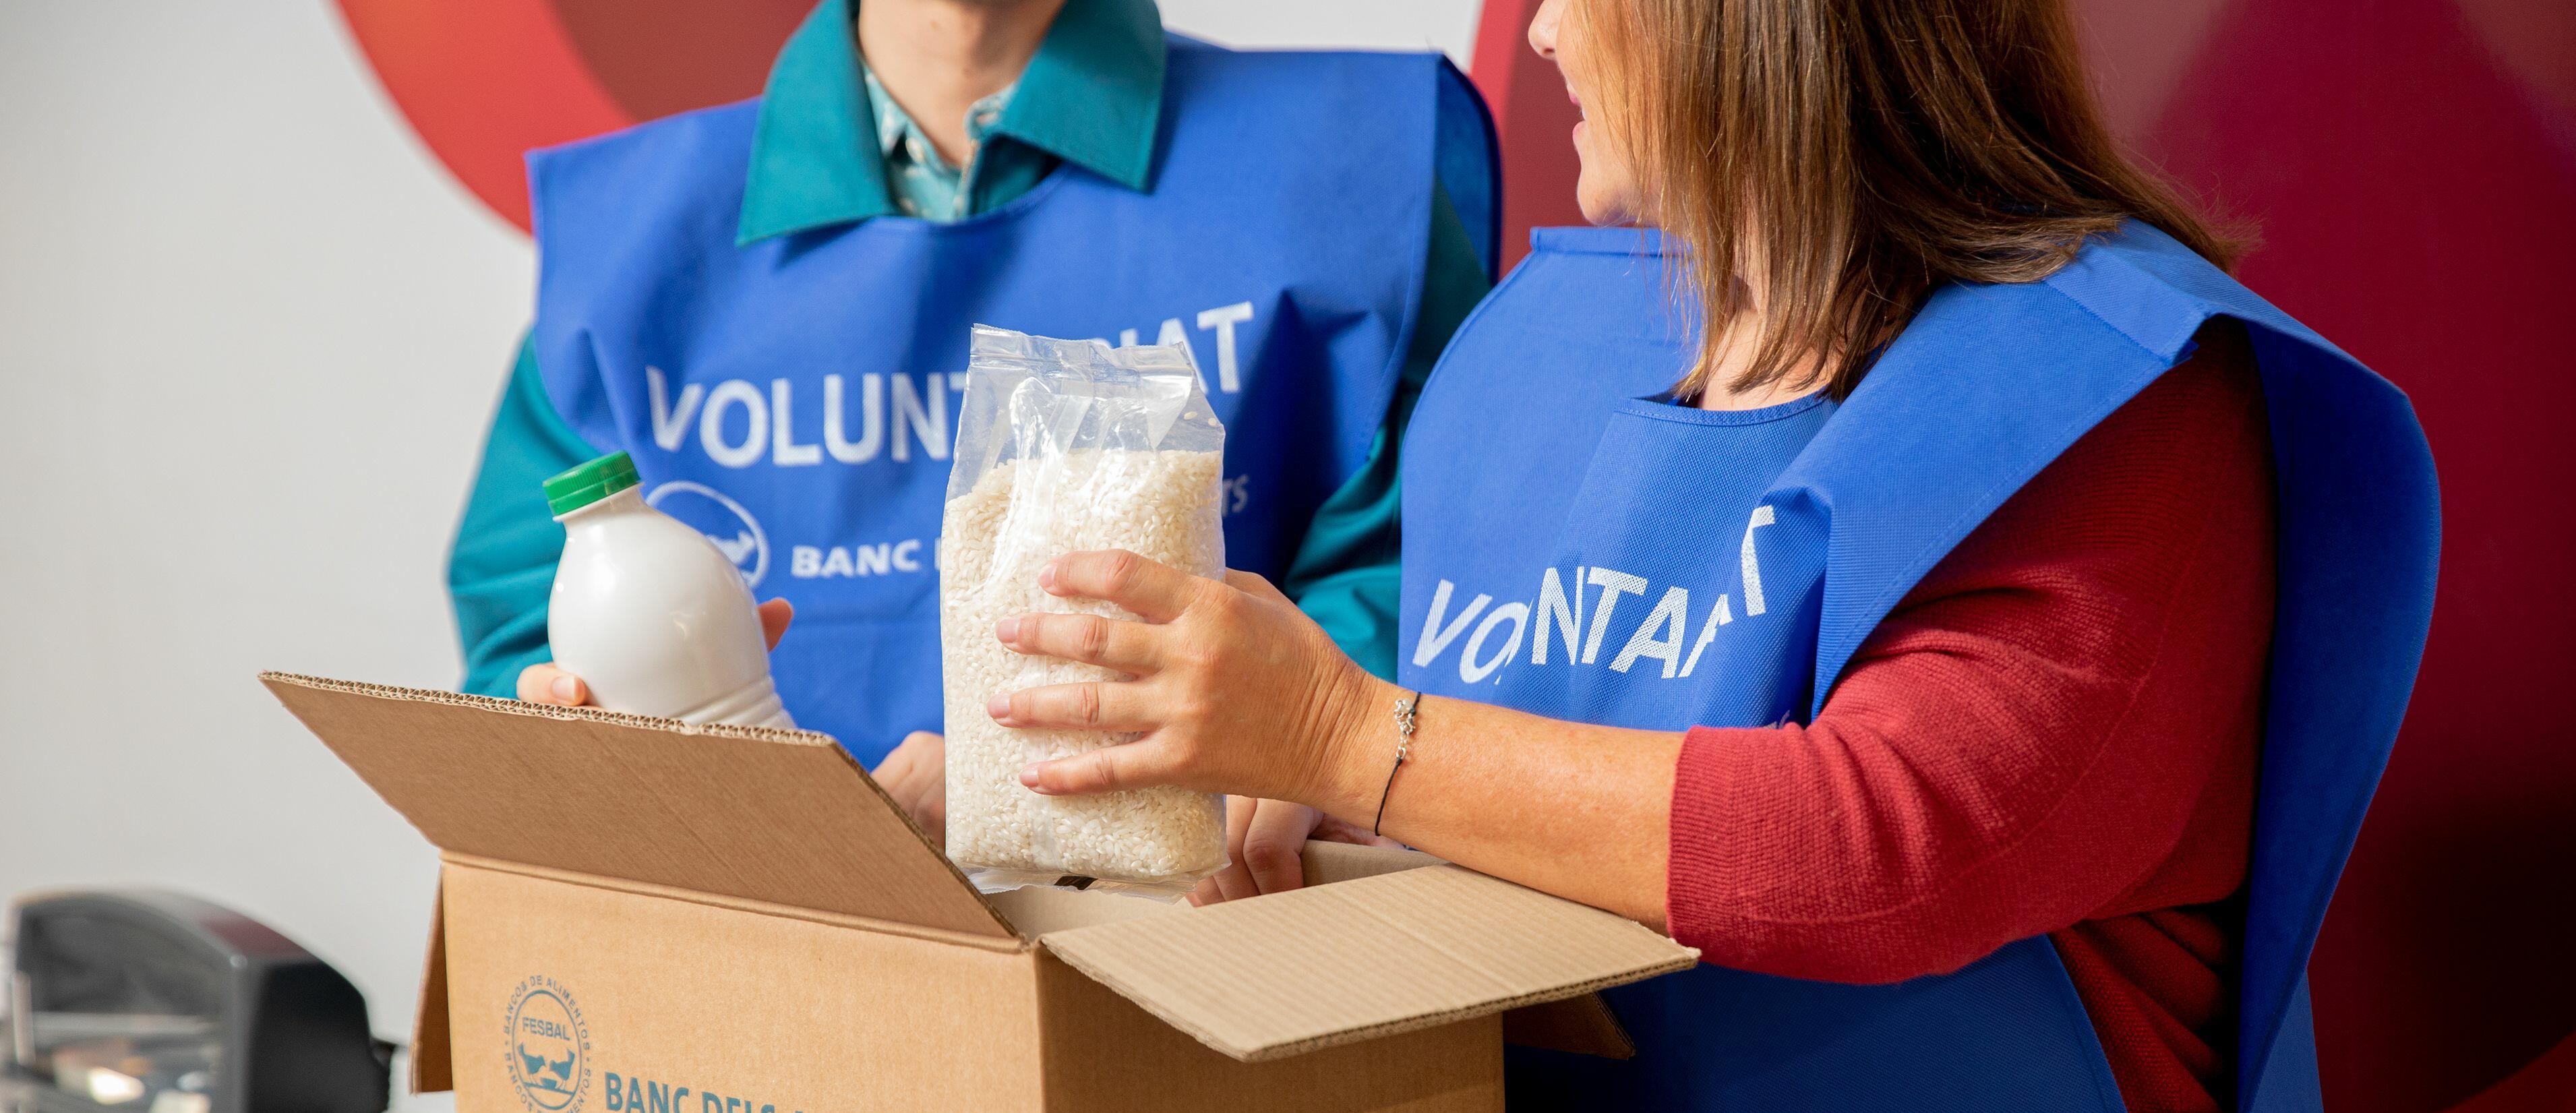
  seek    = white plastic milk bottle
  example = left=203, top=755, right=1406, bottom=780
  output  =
left=543, top=452, right=796, bottom=727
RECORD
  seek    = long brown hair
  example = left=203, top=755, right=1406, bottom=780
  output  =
left=1575, top=0, right=2243, bottom=400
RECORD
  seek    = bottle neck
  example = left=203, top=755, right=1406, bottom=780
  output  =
left=553, top=485, right=645, bottom=524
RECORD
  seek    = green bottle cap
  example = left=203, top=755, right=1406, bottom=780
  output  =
left=543, top=452, right=640, bottom=516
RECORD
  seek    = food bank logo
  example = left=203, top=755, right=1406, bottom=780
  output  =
left=647, top=481, right=770, bottom=588
left=506, top=976, right=591, bottom=1112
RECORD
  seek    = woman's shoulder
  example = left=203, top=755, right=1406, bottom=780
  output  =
left=2103, top=319, right=2267, bottom=458
left=1964, top=318, right=2273, bottom=587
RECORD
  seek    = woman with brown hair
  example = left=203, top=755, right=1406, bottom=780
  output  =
left=973, top=0, right=2438, bottom=1109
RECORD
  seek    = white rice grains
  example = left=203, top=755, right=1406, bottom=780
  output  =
left=938, top=447, right=1230, bottom=885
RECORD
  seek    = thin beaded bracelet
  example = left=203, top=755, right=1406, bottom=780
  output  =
left=1372, top=690, right=1420, bottom=837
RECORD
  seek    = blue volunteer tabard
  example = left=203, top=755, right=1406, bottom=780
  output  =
left=1398, top=223, right=2437, bottom=1111
left=527, top=40, right=1496, bottom=764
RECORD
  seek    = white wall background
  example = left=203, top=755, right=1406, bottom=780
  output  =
left=0, top=2, right=1478, bottom=1109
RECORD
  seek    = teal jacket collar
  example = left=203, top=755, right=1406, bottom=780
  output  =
left=738, top=0, right=1166, bottom=245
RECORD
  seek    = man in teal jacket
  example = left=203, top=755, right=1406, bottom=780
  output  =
left=446, top=0, right=1486, bottom=839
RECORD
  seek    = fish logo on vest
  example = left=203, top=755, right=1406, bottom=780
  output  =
left=646, top=481, right=771, bottom=587
left=504, top=976, right=591, bottom=1112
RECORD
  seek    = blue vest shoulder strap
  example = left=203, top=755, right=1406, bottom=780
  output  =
left=1784, top=222, right=2438, bottom=1112
left=529, top=97, right=761, bottom=309
left=525, top=44, right=1494, bottom=457
left=520, top=45, right=1495, bottom=293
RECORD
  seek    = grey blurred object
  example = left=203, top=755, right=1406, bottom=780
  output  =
left=6, top=892, right=389, bottom=1113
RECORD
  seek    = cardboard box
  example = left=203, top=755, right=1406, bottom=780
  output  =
left=264, top=673, right=1697, bottom=1113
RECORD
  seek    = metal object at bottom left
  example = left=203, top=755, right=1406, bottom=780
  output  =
left=5, top=891, right=389, bottom=1113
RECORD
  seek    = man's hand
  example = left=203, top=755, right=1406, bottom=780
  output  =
left=1188, top=796, right=1400, bottom=906
left=872, top=731, right=947, bottom=845
left=516, top=598, right=794, bottom=706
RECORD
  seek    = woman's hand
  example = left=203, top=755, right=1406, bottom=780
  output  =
left=1189, top=796, right=1402, bottom=906
left=872, top=731, right=947, bottom=843
left=994, top=549, right=1681, bottom=930
left=988, top=549, right=1394, bottom=818
left=517, top=598, right=795, bottom=706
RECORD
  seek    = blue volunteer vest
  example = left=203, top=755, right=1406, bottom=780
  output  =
left=1400, top=224, right=2437, bottom=1111
left=529, top=42, right=1496, bottom=764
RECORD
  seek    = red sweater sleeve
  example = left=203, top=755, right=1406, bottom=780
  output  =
left=1665, top=325, right=2274, bottom=989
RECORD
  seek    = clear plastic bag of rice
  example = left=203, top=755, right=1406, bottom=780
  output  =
left=940, top=324, right=1230, bottom=892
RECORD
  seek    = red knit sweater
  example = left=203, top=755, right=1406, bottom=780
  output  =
left=1666, top=324, right=2273, bottom=1113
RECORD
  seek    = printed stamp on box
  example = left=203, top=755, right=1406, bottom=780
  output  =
left=506, top=975, right=592, bottom=1112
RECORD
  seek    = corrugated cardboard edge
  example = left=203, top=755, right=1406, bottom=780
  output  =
left=410, top=883, right=452, bottom=1094
left=1298, top=841, right=1441, bottom=886
left=1054, top=946, right=1694, bottom=1064
left=260, top=671, right=839, bottom=746
left=260, top=671, right=1017, bottom=940
left=1299, top=842, right=1640, bottom=1060
left=441, top=853, right=1029, bottom=955
left=1040, top=866, right=1700, bottom=1064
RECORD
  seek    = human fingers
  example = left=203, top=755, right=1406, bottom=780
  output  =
left=1207, top=796, right=1264, bottom=903
left=914, top=748, right=947, bottom=844
left=996, top=612, right=1163, bottom=673
left=872, top=731, right=932, bottom=798
left=1017, top=739, right=1180, bottom=796
left=872, top=743, right=918, bottom=795
left=1240, top=799, right=1321, bottom=896
left=874, top=732, right=948, bottom=842
left=516, top=663, right=590, bottom=706
left=1040, top=550, right=1205, bottom=623
left=987, top=681, right=1157, bottom=732
left=894, top=730, right=944, bottom=764
left=758, top=598, right=794, bottom=651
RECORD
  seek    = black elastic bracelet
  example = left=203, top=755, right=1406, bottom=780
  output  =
left=1371, top=690, right=1420, bottom=837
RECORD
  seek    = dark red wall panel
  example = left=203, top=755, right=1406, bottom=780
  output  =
left=2139, top=3, right=2576, bottom=1108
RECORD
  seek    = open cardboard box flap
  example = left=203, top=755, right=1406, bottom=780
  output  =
left=1038, top=862, right=1689, bottom=1061
left=264, top=673, right=1694, bottom=1069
